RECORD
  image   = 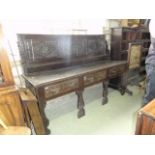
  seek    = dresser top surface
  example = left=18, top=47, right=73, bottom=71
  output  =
left=23, top=60, right=127, bottom=87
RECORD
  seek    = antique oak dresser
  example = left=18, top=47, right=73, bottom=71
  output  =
left=17, top=34, right=128, bottom=134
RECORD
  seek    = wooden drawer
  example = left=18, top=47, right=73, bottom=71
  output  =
left=108, top=65, right=126, bottom=78
left=44, top=78, right=79, bottom=99
left=84, top=70, right=106, bottom=86
left=84, top=74, right=94, bottom=86
left=95, top=70, right=107, bottom=81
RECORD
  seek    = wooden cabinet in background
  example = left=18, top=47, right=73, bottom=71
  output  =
left=110, top=27, right=150, bottom=88
left=120, top=19, right=142, bottom=27
left=0, top=24, right=25, bottom=129
left=0, top=50, right=14, bottom=88
left=111, top=27, right=150, bottom=66
left=0, top=24, right=45, bottom=134
left=0, top=24, right=14, bottom=89
left=0, top=87, right=25, bottom=126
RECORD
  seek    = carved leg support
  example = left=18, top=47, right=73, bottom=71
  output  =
left=37, top=99, right=51, bottom=134
left=76, top=90, right=85, bottom=118
left=27, top=100, right=46, bottom=135
left=25, top=81, right=50, bottom=134
left=125, top=88, right=133, bottom=96
left=36, top=88, right=51, bottom=135
left=102, top=81, right=109, bottom=105
left=120, top=72, right=133, bottom=96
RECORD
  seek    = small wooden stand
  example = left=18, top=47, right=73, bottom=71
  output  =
left=135, top=99, right=155, bottom=135
left=19, top=88, right=46, bottom=135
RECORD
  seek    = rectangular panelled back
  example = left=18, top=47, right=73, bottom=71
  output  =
left=17, top=34, right=110, bottom=75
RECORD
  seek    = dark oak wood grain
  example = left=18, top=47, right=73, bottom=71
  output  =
left=17, top=34, right=128, bottom=134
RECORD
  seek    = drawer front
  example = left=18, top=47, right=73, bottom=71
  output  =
left=84, top=74, right=94, bottom=86
left=108, top=65, right=126, bottom=78
left=44, top=84, right=62, bottom=99
left=44, top=78, right=79, bottom=99
left=95, top=70, right=107, bottom=81
left=84, top=70, right=106, bottom=86
left=62, top=79, right=79, bottom=92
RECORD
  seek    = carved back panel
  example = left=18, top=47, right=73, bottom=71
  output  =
left=17, top=34, right=110, bottom=75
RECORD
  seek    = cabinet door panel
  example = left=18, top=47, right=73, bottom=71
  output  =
left=0, top=91, right=25, bottom=126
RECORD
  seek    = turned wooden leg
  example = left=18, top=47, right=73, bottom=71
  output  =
left=102, top=80, right=108, bottom=105
left=120, top=72, right=133, bottom=96
left=37, top=99, right=51, bottom=135
left=35, top=89, right=50, bottom=134
left=120, top=73, right=127, bottom=95
left=76, top=90, right=85, bottom=118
